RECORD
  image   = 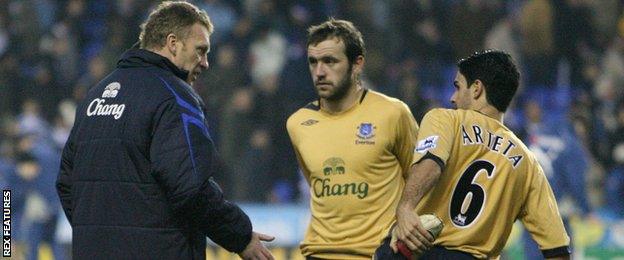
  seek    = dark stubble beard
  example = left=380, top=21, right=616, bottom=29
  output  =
left=325, top=65, right=354, bottom=102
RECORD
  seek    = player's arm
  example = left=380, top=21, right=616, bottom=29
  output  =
left=286, top=115, right=311, bottom=183
left=393, top=108, right=454, bottom=254
left=56, top=125, right=77, bottom=224
left=520, top=164, right=571, bottom=259
left=394, top=158, right=440, bottom=253
left=292, top=148, right=311, bottom=183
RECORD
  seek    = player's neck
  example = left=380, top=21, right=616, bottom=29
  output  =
left=473, top=105, right=504, bottom=122
left=321, top=85, right=363, bottom=114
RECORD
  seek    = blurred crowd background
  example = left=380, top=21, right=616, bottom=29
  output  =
left=1, top=0, right=624, bottom=259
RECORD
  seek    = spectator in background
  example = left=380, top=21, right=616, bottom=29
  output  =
left=598, top=35, right=624, bottom=102
left=46, top=20, right=80, bottom=98
left=0, top=140, right=12, bottom=190
left=253, top=74, right=296, bottom=200
left=606, top=101, right=624, bottom=218
left=30, top=61, right=60, bottom=120
left=278, top=3, right=316, bottom=114
left=448, top=0, right=500, bottom=59
left=196, top=0, right=239, bottom=45
left=519, top=0, right=557, bottom=87
left=73, top=55, right=108, bottom=100
left=17, top=100, right=49, bottom=138
left=396, top=72, right=429, bottom=123
left=219, top=87, right=256, bottom=198
left=10, top=151, right=39, bottom=259
left=485, top=13, right=523, bottom=84
left=0, top=53, right=21, bottom=115
left=553, top=0, right=597, bottom=91
left=196, top=43, right=246, bottom=118
left=16, top=132, right=65, bottom=260
left=249, top=22, right=287, bottom=86
left=0, top=13, right=9, bottom=58
left=585, top=0, right=622, bottom=49
left=235, top=127, right=275, bottom=202
left=338, top=0, right=391, bottom=86
left=392, top=0, right=450, bottom=89
left=521, top=100, right=592, bottom=259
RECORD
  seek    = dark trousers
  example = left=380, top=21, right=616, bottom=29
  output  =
left=374, top=237, right=476, bottom=259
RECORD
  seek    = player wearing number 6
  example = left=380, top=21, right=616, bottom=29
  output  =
left=375, top=50, right=570, bottom=259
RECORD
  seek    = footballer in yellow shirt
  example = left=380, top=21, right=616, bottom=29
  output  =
left=385, top=50, right=570, bottom=259
left=287, top=19, right=418, bottom=259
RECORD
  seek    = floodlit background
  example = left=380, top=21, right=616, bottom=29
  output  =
left=0, top=0, right=623, bottom=259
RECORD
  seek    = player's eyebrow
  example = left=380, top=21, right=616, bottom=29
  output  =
left=308, top=55, right=338, bottom=63
left=453, top=81, right=460, bottom=88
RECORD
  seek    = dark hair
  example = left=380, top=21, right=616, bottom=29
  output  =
left=307, top=18, right=365, bottom=65
left=139, top=1, right=213, bottom=49
left=457, top=50, right=520, bottom=112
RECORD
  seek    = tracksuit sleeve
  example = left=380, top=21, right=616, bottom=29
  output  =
left=150, top=98, right=252, bottom=253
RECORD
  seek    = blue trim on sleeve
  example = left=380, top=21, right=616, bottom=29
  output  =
left=157, top=76, right=214, bottom=177
left=157, top=77, right=205, bottom=120
left=157, top=77, right=210, bottom=138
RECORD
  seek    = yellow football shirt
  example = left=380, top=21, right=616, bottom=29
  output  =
left=412, top=108, right=570, bottom=259
left=287, top=89, right=418, bottom=259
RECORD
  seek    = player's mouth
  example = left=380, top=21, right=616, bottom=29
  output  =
left=316, top=82, right=333, bottom=88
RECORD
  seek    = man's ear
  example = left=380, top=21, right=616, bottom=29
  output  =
left=472, top=79, right=484, bottom=99
left=352, top=55, right=365, bottom=75
left=165, top=33, right=178, bottom=56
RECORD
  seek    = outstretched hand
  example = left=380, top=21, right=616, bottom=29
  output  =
left=238, top=231, right=275, bottom=260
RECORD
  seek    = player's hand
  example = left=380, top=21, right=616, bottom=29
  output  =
left=238, top=231, right=275, bottom=260
left=395, top=207, right=433, bottom=254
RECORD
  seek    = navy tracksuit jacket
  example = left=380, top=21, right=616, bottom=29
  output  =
left=56, top=49, right=252, bottom=259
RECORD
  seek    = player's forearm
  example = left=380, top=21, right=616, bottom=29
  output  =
left=397, top=159, right=442, bottom=212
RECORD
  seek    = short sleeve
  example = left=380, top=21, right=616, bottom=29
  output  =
left=393, top=103, right=419, bottom=177
left=411, top=109, right=455, bottom=167
left=519, top=164, right=571, bottom=258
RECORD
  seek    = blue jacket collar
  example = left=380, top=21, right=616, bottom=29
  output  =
left=117, top=48, right=189, bottom=81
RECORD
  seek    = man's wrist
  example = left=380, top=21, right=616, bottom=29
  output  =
left=396, top=203, right=413, bottom=216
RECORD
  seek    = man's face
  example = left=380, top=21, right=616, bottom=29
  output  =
left=450, top=71, right=473, bottom=109
left=307, top=38, right=354, bottom=101
left=174, top=23, right=211, bottom=84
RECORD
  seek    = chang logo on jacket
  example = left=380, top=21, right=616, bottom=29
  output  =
left=102, top=82, right=121, bottom=98
left=86, top=82, right=126, bottom=120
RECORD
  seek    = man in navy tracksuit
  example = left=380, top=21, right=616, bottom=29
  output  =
left=55, top=2, right=274, bottom=259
